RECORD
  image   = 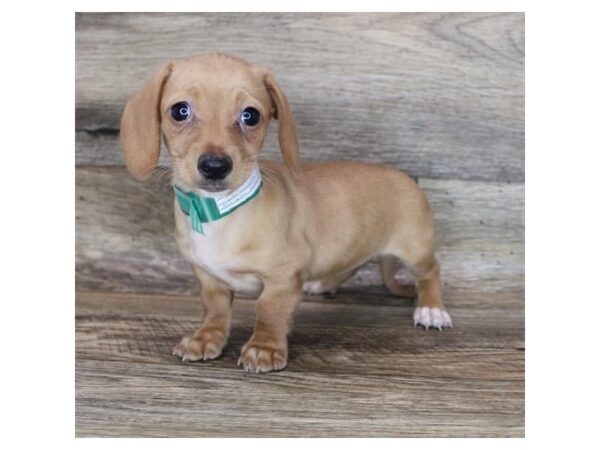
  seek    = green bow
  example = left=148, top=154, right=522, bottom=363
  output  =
left=174, top=182, right=262, bottom=235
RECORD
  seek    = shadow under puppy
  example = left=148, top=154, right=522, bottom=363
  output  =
left=120, top=53, right=452, bottom=373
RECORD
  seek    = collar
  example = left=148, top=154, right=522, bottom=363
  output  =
left=174, top=166, right=262, bottom=235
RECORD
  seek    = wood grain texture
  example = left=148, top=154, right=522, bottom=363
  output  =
left=75, top=167, right=523, bottom=301
left=76, top=291, right=524, bottom=437
left=75, top=12, right=524, bottom=182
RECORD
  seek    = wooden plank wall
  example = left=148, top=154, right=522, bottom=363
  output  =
left=75, top=12, right=524, bottom=299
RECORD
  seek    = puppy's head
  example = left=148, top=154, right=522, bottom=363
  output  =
left=120, top=53, right=300, bottom=193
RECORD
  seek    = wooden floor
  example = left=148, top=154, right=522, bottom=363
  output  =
left=75, top=288, right=524, bottom=437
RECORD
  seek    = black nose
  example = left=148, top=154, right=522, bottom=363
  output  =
left=197, top=154, right=233, bottom=180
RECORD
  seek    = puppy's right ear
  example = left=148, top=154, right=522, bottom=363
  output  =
left=120, top=63, right=173, bottom=180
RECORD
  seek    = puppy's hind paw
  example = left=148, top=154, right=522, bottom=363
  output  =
left=413, top=307, right=452, bottom=331
left=303, top=280, right=337, bottom=296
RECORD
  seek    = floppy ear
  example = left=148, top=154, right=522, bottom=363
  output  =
left=120, top=63, right=173, bottom=180
left=263, top=73, right=302, bottom=176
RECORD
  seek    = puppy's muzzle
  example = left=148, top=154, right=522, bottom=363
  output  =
left=198, top=154, right=233, bottom=181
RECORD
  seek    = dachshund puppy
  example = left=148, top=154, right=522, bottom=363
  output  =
left=120, top=53, right=452, bottom=373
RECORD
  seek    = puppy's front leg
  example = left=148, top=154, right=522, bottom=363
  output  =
left=172, top=266, right=233, bottom=362
left=238, top=274, right=303, bottom=373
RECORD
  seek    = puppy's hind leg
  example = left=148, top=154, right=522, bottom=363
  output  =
left=410, top=256, right=452, bottom=330
left=380, top=255, right=417, bottom=299
left=303, top=268, right=358, bottom=295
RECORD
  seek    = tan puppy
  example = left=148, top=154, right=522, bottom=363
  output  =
left=120, top=53, right=452, bottom=373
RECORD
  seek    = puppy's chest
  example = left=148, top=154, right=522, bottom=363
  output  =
left=177, top=216, right=263, bottom=296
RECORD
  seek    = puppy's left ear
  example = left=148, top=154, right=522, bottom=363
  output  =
left=120, top=63, right=173, bottom=180
left=262, top=72, right=302, bottom=176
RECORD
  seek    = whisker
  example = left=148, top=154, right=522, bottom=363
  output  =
left=239, top=160, right=279, bottom=187
left=150, top=165, right=174, bottom=191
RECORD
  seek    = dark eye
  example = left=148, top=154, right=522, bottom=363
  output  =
left=240, top=107, right=260, bottom=126
left=171, top=102, right=192, bottom=122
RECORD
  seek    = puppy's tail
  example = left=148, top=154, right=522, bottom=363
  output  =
left=380, top=255, right=418, bottom=299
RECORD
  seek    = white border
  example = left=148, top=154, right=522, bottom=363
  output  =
left=5, top=0, right=600, bottom=448
left=74, top=0, right=527, bottom=13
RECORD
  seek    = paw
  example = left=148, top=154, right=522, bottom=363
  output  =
left=413, top=307, right=453, bottom=330
left=303, top=280, right=337, bottom=295
left=238, top=337, right=287, bottom=373
left=172, top=330, right=226, bottom=362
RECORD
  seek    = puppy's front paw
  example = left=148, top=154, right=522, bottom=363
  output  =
left=238, top=336, right=287, bottom=373
left=413, top=306, right=453, bottom=330
left=172, top=329, right=227, bottom=362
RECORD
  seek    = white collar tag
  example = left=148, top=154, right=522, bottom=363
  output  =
left=213, top=166, right=262, bottom=215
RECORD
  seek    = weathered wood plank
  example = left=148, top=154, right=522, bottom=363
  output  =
left=76, top=129, right=171, bottom=167
left=75, top=12, right=524, bottom=182
left=421, top=177, right=524, bottom=295
left=75, top=167, right=524, bottom=301
left=76, top=292, right=525, bottom=373
left=76, top=291, right=524, bottom=437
